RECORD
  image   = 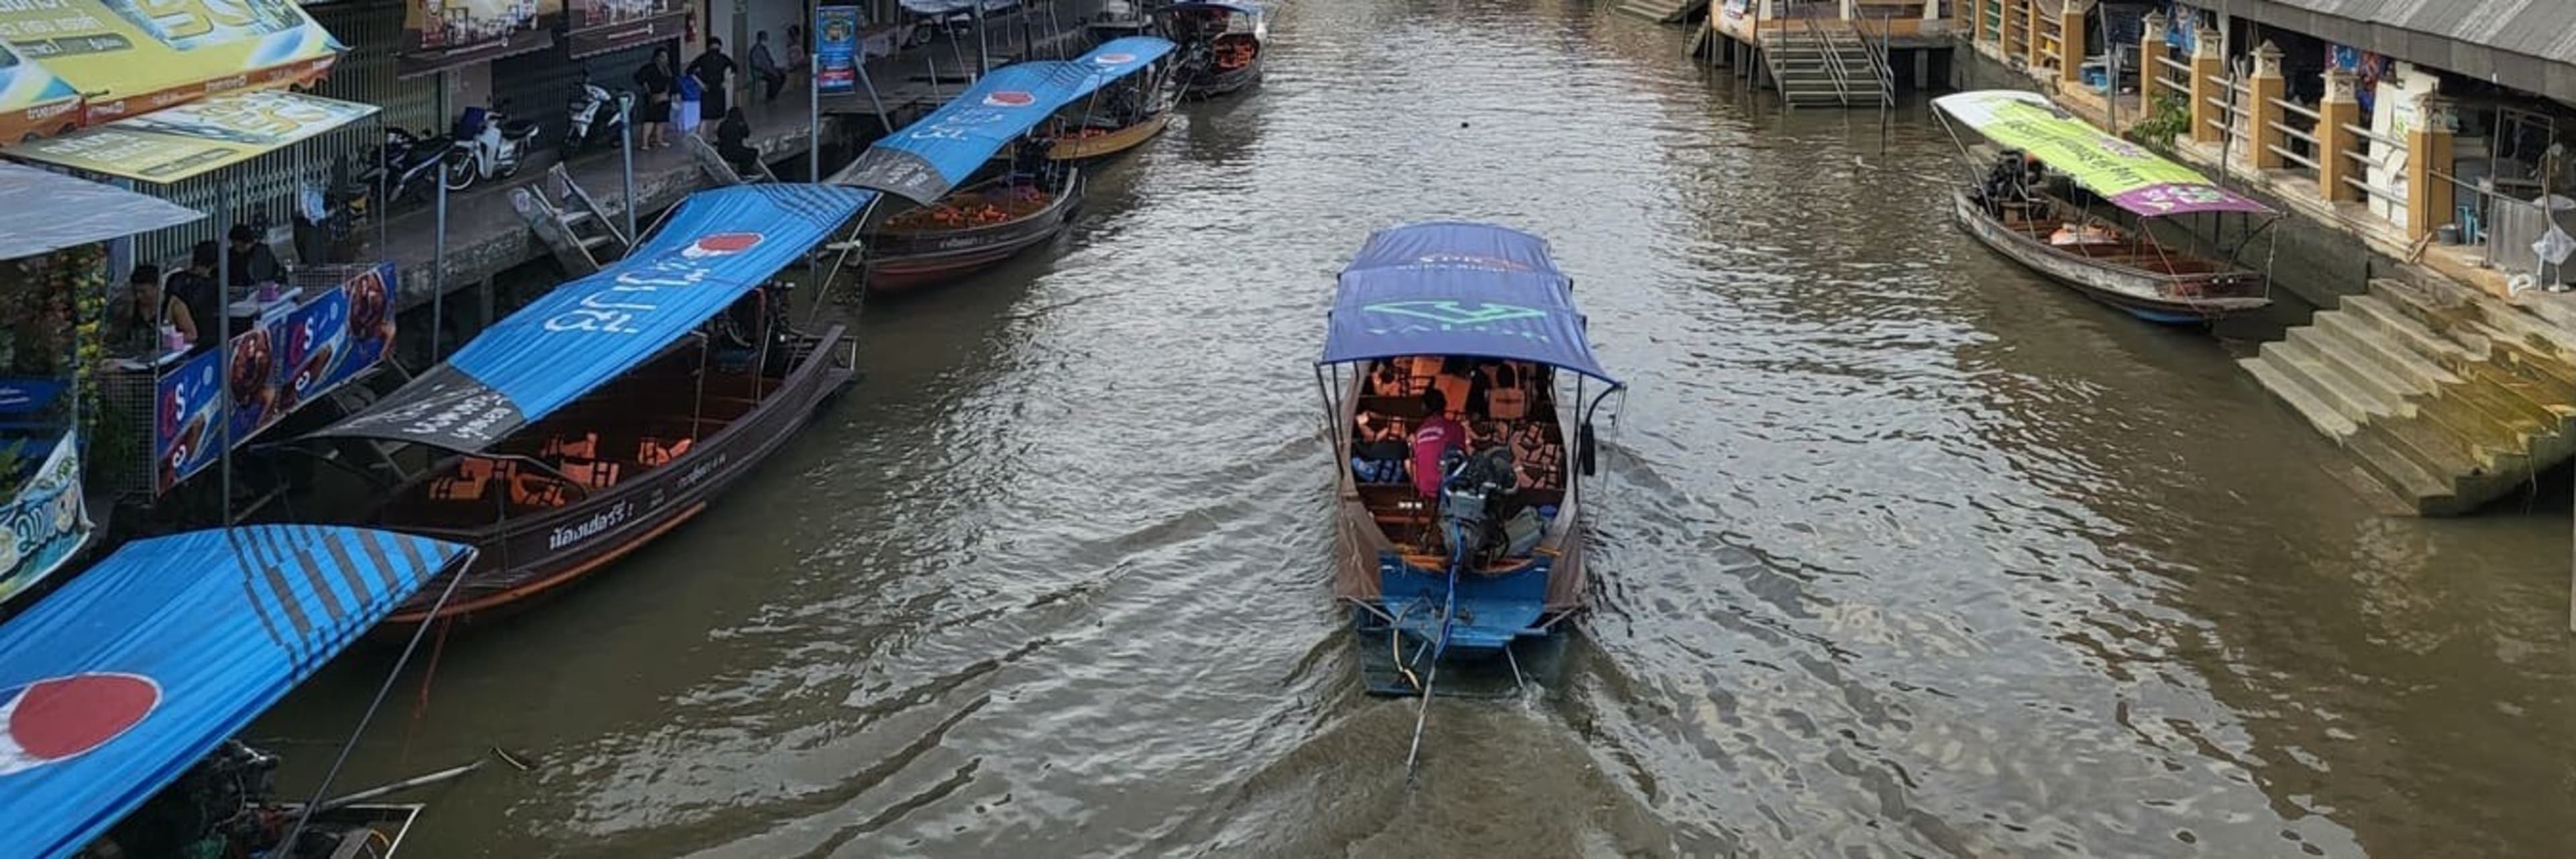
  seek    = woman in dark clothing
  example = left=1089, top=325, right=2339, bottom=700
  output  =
left=633, top=47, right=675, bottom=149
left=715, top=107, right=757, bottom=176
left=115, top=264, right=197, bottom=355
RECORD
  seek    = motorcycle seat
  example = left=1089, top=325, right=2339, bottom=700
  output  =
left=500, top=119, right=539, bottom=136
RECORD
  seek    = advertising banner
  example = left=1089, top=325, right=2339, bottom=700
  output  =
left=0, top=41, right=80, bottom=142
left=6, top=90, right=377, bottom=185
left=814, top=6, right=859, bottom=95
left=0, top=0, right=341, bottom=124
left=567, top=0, right=686, bottom=59
left=398, top=0, right=561, bottom=78
left=1933, top=91, right=2274, bottom=217
left=153, top=263, right=397, bottom=495
left=0, top=429, right=93, bottom=605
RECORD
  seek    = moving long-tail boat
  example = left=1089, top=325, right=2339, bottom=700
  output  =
left=1045, top=36, right=1179, bottom=162
left=1933, top=90, right=2279, bottom=324
left=0, top=525, right=474, bottom=858
left=1160, top=1, right=1265, bottom=97
left=291, top=185, right=871, bottom=629
left=1313, top=223, right=1622, bottom=766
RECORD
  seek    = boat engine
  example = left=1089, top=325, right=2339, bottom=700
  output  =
left=1436, top=446, right=1516, bottom=565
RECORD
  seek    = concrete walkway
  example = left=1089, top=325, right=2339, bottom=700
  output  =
left=362, top=0, right=1104, bottom=316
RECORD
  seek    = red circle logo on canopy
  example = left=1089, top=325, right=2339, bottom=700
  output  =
left=679, top=232, right=765, bottom=259
left=0, top=673, right=161, bottom=777
left=1094, top=52, right=1136, bottom=64
left=983, top=90, right=1036, bottom=107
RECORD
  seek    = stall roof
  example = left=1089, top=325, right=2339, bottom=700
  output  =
left=0, top=0, right=341, bottom=128
left=1933, top=90, right=2275, bottom=219
left=0, top=525, right=474, bottom=859
left=0, top=163, right=203, bottom=259
left=1320, top=222, right=1618, bottom=386
left=0, top=41, right=81, bottom=143
left=5, top=91, right=377, bottom=185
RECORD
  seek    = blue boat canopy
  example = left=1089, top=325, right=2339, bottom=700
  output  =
left=825, top=60, right=1101, bottom=205
left=1069, top=36, right=1175, bottom=98
left=303, top=184, right=873, bottom=452
left=0, top=525, right=474, bottom=859
left=1319, top=222, right=1617, bottom=386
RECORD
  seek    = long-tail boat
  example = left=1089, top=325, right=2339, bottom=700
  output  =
left=1933, top=90, right=2279, bottom=324
left=1045, top=36, right=1179, bottom=162
left=0, top=524, right=475, bottom=857
left=1313, top=223, right=1622, bottom=726
left=1160, top=1, right=1265, bottom=98
left=292, top=185, right=872, bottom=629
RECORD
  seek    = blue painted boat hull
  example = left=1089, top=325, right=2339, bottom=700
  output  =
left=1353, top=552, right=1564, bottom=697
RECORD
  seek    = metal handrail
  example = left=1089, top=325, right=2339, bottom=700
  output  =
left=1801, top=15, right=1855, bottom=106
left=1860, top=9, right=1897, bottom=108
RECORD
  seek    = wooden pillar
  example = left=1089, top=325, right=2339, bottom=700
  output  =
left=2189, top=22, right=2224, bottom=144
left=2024, top=0, right=2045, bottom=69
left=2139, top=9, right=2165, bottom=108
left=1971, top=0, right=1986, bottom=46
left=2318, top=69, right=2360, bottom=201
left=2249, top=41, right=2285, bottom=169
left=2405, top=95, right=2457, bottom=242
left=2057, top=1, right=2086, bottom=86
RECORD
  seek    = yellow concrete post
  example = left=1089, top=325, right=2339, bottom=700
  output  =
left=2318, top=69, right=2360, bottom=202
left=2025, top=0, right=2045, bottom=69
left=2405, top=95, right=2457, bottom=242
left=2139, top=9, right=2165, bottom=111
left=2189, top=22, right=2223, bottom=144
left=2058, top=1, right=2087, bottom=85
left=1971, top=0, right=1986, bottom=47
left=2249, top=41, right=2285, bottom=169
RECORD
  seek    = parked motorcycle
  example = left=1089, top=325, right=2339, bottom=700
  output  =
left=564, top=76, right=635, bottom=155
left=355, top=127, right=452, bottom=211
left=443, top=101, right=541, bottom=192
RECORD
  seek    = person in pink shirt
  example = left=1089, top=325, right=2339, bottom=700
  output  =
left=1410, top=388, right=1466, bottom=499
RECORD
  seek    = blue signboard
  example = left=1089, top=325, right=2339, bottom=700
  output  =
left=815, top=6, right=861, bottom=96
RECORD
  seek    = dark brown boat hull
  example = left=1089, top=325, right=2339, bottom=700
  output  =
left=373, top=326, right=857, bottom=631
left=862, top=172, right=1083, bottom=295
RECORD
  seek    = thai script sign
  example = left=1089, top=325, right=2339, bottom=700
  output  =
left=814, top=6, right=859, bottom=96
left=0, top=430, right=92, bottom=604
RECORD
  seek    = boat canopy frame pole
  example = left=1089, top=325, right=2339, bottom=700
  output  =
left=806, top=203, right=878, bottom=323
left=274, top=549, right=480, bottom=850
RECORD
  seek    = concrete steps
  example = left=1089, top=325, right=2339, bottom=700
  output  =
left=1760, top=23, right=1891, bottom=108
left=2240, top=277, right=2576, bottom=515
left=1618, top=0, right=1707, bottom=24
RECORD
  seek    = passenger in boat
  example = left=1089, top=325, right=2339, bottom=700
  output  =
left=1367, top=360, right=1408, bottom=397
left=1978, top=149, right=2040, bottom=217
left=1351, top=411, right=1408, bottom=483
left=1409, top=389, right=1466, bottom=501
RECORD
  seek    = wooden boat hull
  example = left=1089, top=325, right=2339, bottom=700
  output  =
left=374, top=326, right=857, bottom=630
left=863, top=172, right=1083, bottom=295
left=1951, top=191, right=2269, bottom=323
left=1046, top=112, right=1171, bottom=161
left=1179, top=57, right=1261, bottom=98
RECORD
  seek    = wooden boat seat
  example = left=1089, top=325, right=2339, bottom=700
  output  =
left=557, top=460, right=621, bottom=490
left=508, top=472, right=570, bottom=509
left=542, top=432, right=598, bottom=460
left=637, top=436, right=694, bottom=467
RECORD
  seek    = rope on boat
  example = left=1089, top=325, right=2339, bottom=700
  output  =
left=1403, top=518, right=1470, bottom=779
left=275, top=560, right=476, bottom=850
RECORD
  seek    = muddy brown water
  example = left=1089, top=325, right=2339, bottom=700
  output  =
left=259, top=2, right=2576, bottom=856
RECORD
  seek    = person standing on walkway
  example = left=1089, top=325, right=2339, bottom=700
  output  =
left=633, top=46, right=675, bottom=150
left=690, top=38, right=737, bottom=125
left=749, top=30, right=785, bottom=102
left=674, top=68, right=704, bottom=138
left=784, top=25, right=809, bottom=85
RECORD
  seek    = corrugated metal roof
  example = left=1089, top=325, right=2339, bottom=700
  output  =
left=2229, top=0, right=2576, bottom=103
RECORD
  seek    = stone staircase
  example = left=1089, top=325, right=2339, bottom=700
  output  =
left=2241, top=278, right=2576, bottom=515
left=1618, top=0, right=1708, bottom=24
left=1763, top=20, right=1893, bottom=108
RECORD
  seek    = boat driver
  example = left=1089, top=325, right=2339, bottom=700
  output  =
left=1410, top=388, right=1466, bottom=502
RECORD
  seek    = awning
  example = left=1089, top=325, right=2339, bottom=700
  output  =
left=825, top=59, right=1103, bottom=204
left=0, top=525, right=474, bottom=859
left=1069, top=36, right=1175, bottom=97
left=1163, top=1, right=1263, bottom=13
left=397, top=0, right=561, bottom=78
left=0, top=163, right=203, bottom=258
left=304, top=184, right=873, bottom=452
left=898, top=0, right=1020, bottom=15
left=1320, top=222, right=1618, bottom=385
left=5, top=90, right=378, bottom=185
left=0, top=42, right=80, bottom=144
left=1933, top=90, right=2276, bottom=218
left=566, top=0, right=688, bottom=60
left=0, top=0, right=341, bottom=127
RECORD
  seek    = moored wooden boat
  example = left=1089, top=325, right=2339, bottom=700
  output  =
left=861, top=170, right=1083, bottom=294
left=1159, top=1, right=1265, bottom=98
left=294, top=185, right=873, bottom=630
left=1315, top=222, right=1621, bottom=706
left=1046, top=111, right=1171, bottom=161
left=1951, top=191, right=2270, bottom=323
left=1933, top=90, right=2280, bottom=325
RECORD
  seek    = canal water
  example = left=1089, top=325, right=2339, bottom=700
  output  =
left=262, top=1, right=2576, bottom=856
